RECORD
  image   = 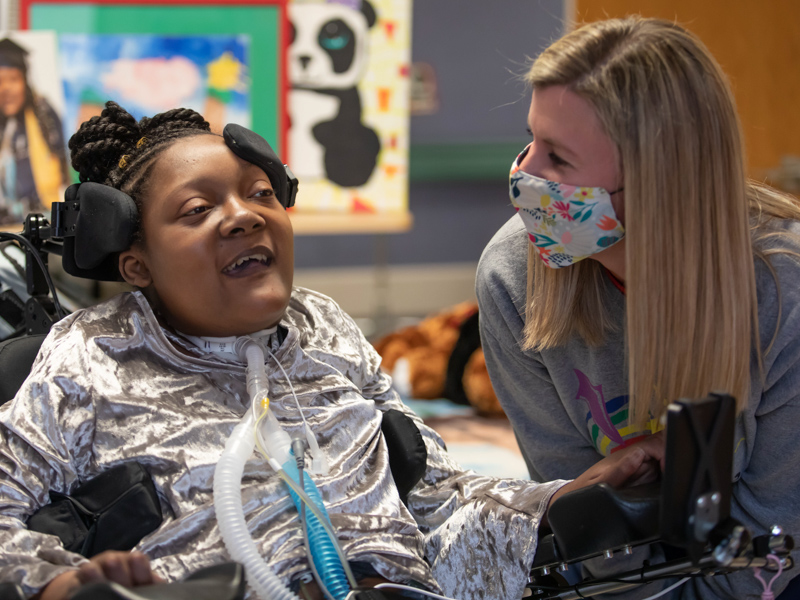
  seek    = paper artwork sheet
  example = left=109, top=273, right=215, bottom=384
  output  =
left=59, top=34, right=251, bottom=138
left=288, top=0, right=411, bottom=215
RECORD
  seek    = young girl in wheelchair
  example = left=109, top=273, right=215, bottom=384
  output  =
left=0, top=102, right=662, bottom=600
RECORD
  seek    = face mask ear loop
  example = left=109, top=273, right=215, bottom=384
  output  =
left=264, top=346, right=330, bottom=476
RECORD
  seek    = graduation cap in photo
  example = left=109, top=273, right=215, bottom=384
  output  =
left=0, top=38, right=29, bottom=74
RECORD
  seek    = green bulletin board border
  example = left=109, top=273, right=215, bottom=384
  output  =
left=25, top=2, right=285, bottom=156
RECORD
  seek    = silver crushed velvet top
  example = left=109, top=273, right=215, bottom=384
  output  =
left=0, top=289, right=565, bottom=600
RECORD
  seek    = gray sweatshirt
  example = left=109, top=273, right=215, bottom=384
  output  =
left=476, top=215, right=800, bottom=599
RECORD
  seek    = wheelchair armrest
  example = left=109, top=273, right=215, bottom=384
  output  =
left=531, top=532, right=563, bottom=570
left=546, top=481, right=661, bottom=563
left=0, top=583, right=25, bottom=600
left=70, top=563, right=245, bottom=600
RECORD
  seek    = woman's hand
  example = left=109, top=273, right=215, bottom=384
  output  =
left=36, top=551, right=163, bottom=600
left=547, top=432, right=665, bottom=515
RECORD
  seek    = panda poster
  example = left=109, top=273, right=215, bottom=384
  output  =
left=288, top=0, right=411, bottom=216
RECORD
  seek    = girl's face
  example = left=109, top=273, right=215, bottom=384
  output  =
left=519, top=85, right=624, bottom=225
left=119, top=135, right=294, bottom=337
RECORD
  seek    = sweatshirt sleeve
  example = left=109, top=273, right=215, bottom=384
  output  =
left=353, top=311, right=567, bottom=600
left=0, top=334, right=94, bottom=597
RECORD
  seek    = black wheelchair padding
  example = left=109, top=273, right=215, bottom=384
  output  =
left=223, top=123, right=298, bottom=210
left=52, top=124, right=297, bottom=281
left=544, top=481, right=661, bottom=565
left=380, top=409, right=428, bottom=506
left=57, top=183, right=138, bottom=281
left=0, top=582, right=24, bottom=600
left=70, top=562, right=245, bottom=600
left=534, top=393, right=736, bottom=572
left=0, top=334, right=47, bottom=405
left=27, top=462, right=162, bottom=558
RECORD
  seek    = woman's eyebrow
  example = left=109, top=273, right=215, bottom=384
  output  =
left=528, top=121, right=580, bottom=163
left=540, top=136, right=579, bottom=162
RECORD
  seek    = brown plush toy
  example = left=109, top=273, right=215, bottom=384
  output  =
left=373, top=302, right=505, bottom=417
left=462, top=348, right=504, bottom=417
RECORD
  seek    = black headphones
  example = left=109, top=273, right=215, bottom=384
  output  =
left=52, top=124, right=298, bottom=282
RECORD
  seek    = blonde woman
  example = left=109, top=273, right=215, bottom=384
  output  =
left=476, top=17, right=800, bottom=599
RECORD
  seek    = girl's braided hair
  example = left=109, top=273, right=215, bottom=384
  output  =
left=68, top=101, right=212, bottom=219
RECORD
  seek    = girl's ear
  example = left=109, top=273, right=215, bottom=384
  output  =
left=119, top=247, right=152, bottom=288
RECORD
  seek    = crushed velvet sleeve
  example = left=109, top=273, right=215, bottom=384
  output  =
left=352, top=312, right=568, bottom=600
left=0, top=324, right=94, bottom=597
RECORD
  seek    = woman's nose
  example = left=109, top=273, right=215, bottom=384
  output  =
left=517, top=142, right=541, bottom=177
left=220, top=196, right=265, bottom=236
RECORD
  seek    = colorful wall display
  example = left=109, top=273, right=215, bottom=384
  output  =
left=287, top=0, right=411, bottom=216
left=22, top=0, right=411, bottom=229
left=22, top=0, right=284, bottom=155
left=58, top=34, right=250, bottom=136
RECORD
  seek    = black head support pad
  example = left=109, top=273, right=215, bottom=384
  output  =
left=223, top=123, right=297, bottom=210
left=54, top=125, right=297, bottom=281
left=57, top=182, right=138, bottom=281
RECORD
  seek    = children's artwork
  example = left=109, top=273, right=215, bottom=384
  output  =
left=288, top=0, right=411, bottom=215
left=58, top=34, right=250, bottom=138
left=0, top=30, right=68, bottom=224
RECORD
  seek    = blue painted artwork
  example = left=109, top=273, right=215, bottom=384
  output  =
left=58, top=34, right=250, bottom=138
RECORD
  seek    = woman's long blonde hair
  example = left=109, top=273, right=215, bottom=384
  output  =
left=523, top=17, right=800, bottom=425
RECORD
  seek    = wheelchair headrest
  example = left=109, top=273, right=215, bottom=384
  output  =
left=54, top=125, right=297, bottom=282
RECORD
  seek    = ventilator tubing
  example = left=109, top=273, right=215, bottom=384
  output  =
left=213, top=338, right=298, bottom=600
left=282, top=458, right=350, bottom=600
left=213, top=410, right=300, bottom=600
left=213, top=337, right=350, bottom=600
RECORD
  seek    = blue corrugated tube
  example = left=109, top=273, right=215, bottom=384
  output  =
left=282, top=459, right=350, bottom=600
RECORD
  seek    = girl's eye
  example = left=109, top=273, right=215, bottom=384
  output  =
left=253, top=188, right=275, bottom=199
left=185, top=205, right=210, bottom=217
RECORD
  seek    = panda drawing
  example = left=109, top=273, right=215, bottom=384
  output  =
left=288, top=0, right=381, bottom=188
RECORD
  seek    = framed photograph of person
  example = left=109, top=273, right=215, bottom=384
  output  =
left=0, top=30, right=68, bottom=226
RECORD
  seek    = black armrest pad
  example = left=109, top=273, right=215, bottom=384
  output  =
left=71, top=563, right=245, bottom=600
left=548, top=482, right=661, bottom=562
left=381, top=409, right=427, bottom=506
left=0, top=334, right=47, bottom=405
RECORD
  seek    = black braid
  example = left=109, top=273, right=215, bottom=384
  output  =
left=68, top=101, right=212, bottom=240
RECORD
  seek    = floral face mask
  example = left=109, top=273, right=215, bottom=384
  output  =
left=509, top=144, right=625, bottom=268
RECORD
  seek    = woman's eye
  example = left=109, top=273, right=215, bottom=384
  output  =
left=549, top=152, right=569, bottom=167
left=253, top=188, right=275, bottom=199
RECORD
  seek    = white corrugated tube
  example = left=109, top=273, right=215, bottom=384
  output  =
left=213, top=338, right=300, bottom=600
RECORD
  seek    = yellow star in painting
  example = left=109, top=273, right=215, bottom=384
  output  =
left=208, top=51, right=245, bottom=92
